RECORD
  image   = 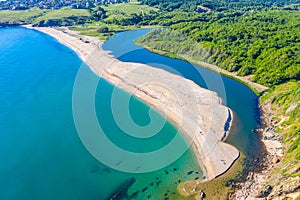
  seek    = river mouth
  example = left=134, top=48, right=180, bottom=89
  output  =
left=103, top=29, right=265, bottom=177
left=0, top=27, right=264, bottom=200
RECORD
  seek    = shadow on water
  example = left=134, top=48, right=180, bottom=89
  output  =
left=107, top=177, right=136, bottom=200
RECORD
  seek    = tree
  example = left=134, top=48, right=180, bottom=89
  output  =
left=91, top=6, right=107, bottom=21
left=97, top=26, right=109, bottom=33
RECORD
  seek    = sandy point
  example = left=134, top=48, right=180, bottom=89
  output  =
left=27, top=26, right=240, bottom=180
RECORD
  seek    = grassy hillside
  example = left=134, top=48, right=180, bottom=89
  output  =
left=261, top=81, right=300, bottom=169
left=135, top=7, right=299, bottom=199
left=139, top=0, right=300, bottom=12
left=100, top=3, right=158, bottom=25
left=136, top=10, right=300, bottom=87
left=0, top=8, right=90, bottom=25
left=102, top=3, right=157, bottom=15
left=0, top=8, right=45, bottom=24
left=0, top=2, right=298, bottom=199
left=259, top=81, right=300, bottom=199
left=34, top=9, right=90, bottom=21
left=68, top=3, right=159, bottom=39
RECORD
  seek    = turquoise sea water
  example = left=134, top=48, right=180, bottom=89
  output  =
left=0, top=27, right=203, bottom=200
left=102, top=29, right=264, bottom=158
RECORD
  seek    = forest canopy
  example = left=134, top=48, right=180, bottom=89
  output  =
left=136, top=10, right=300, bottom=86
left=138, top=0, right=300, bottom=12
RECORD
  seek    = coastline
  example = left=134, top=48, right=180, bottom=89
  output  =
left=135, top=38, right=288, bottom=199
left=25, top=25, right=240, bottom=181
left=232, top=103, right=284, bottom=199
left=135, top=44, right=269, bottom=96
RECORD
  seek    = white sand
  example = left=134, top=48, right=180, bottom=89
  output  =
left=30, top=26, right=239, bottom=180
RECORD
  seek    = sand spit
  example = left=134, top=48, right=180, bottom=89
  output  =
left=30, top=26, right=239, bottom=180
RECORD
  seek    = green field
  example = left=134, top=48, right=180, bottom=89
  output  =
left=0, top=8, right=45, bottom=23
left=34, top=9, right=90, bottom=21
left=69, top=24, right=138, bottom=40
left=101, top=3, right=158, bottom=15
left=67, top=3, right=159, bottom=38
left=129, top=0, right=140, bottom=4
left=0, top=8, right=90, bottom=24
left=100, top=3, right=158, bottom=25
left=0, top=3, right=158, bottom=37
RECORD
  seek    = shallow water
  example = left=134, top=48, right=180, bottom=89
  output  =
left=0, top=27, right=263, bottom=200
left=103, top=29, right=263, bottom=158
left=0, top=27, right=202, bottom=200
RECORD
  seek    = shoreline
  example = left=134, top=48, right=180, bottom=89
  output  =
left=133, top=30, right=292, bottom=199
left=135, top=44, right=269, bottom=96
left=25, top=25, right=240, bottom=181
left=232, top=103, right=284, bottom=199
left=136, top=40, right=286, bottom=199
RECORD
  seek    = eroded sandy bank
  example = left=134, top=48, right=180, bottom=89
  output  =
left=29, top=26, right=239, bottom=180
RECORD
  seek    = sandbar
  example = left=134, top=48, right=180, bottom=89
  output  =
left=28, top=26, right=240, bottom=180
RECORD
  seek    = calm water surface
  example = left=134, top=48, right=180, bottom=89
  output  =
left=0, top=27, right=202, bottom=200
left=103, top=29, right=263, bottom=157
left=0, top=27, right=262, bottom=200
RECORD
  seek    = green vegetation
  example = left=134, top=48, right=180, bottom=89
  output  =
left=136, top=10, right=300, bottom=87
left=34, top=9, right=90, bottom=21
left=69, top=23, right=138, bottom=40
left=178, top=154, right=246, bottom=200
left=0, top=8, right=45, bottom=24
left=33, top=8, right=91, bottom=26
left=133, top=3, right=300, bottom=199
left=0, top=1, right=299, bottom=198
left=69, top=3, right=159, bottom=39
left=102, top=3, right=157, bottom=15
left=100, top=3, right=158, bottom=25
left=261, top=81, right=300, bottom=177
left=0, top=2, right=159, bottom=38
left=0, top=8, right=90, bottom=26
left=139, top=0, right=300, bottom=12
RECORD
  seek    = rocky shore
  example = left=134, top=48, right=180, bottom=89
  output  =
left=231, top=103, right=299, bottom=200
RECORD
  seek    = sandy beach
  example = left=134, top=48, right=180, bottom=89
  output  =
left=28, top=26, right=240, bottom=181
left=140, top=47, right=269, bottom=95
